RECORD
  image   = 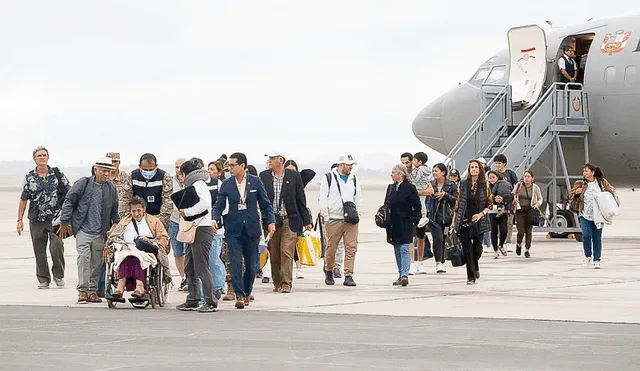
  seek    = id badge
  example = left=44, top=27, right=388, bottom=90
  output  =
left=238, top=204, right=247, bottom=211
left=147, top=195, right=155, bottom=203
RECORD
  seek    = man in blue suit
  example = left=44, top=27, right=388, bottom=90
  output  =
left=212, top=152, right=275, bottom=309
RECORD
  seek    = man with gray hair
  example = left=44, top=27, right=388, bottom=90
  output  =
left=58, top=157, right=120, bottom=304
left=17, top=146, right=70, bottom=289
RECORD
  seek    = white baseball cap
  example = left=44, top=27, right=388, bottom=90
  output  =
left=476, top=157, right=487, bottom=164
left=337, top=154, right=357, bottom=165
left=265, top=151, right=286, bottom=159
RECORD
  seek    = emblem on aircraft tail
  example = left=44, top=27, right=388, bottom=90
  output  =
left=572, top=96, right=581, bottom=112
left=601, top=30, right=632, bottom=55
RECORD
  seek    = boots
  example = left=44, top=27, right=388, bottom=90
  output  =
left=223, top=282, right=235, bottom=301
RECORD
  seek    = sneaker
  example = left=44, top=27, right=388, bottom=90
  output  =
left=197, top=302, right=218, bottom=313
left=417, top=216, right=429, bottom=228
left=178, top=278, right=187, bottom=291
left=262, top=277, right=270, bottom=283
left=416, top=261, right=427, bottom=275
left=325, top=270, right=335, bottom=286
left=296, top=269, right=304, bottom=279
left=467, top=280, right=476, bottom=285
left=176, top=301, right=200, bottom=311
left=408, top=262, right=417, bottom=276
left=524, top=251, right=530, bottom=259
left=343, top=276, right=357, bottom=287
left=483, top=244, right=490, bottom=253
left=594, top=261, right=601, bottom=269
left=400, top=276, right=408, bottom=287
left=87, top=293, right=103, bottom=303
left=54, top=278, right=65, bottom=288
left=494, top=251, right=499, bottom=259
left=516, top=244, right=522, bottom=256
left=214, top=289, right=222, bottom=300
left=436, top=263, right=446, bottom=274
left=499, top=246, right=507, bottom=256
left=583, top=257, right=592, bottom=268
left=332, top=267, right=342, bottom=279
left=77, top=291, right=88, bottom=304
left=38, top=282, right=50, bottom=289
left=505, top=243, right=513, bottom=253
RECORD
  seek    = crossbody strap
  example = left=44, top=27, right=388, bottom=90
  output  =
left=131, top=218, right=140, bottom=237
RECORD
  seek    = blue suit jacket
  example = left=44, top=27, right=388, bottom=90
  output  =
left=212, top=174, right=276, bottom=238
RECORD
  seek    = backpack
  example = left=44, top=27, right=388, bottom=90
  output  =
left=375, top=184, right=393, bottom=229
left=52, top=167, right=70, bottom=208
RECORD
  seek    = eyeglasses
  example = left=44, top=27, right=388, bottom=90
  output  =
left=228, top=163, right=239, bottom=168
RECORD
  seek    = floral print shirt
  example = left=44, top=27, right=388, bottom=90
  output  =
left=20, top=166, right=70, bottom=222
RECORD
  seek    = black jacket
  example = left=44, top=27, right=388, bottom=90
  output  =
left=426, top=179, right=459, bottom=226
left=453, top=179, right=493, bottom=235
left=489, top=179, right=513, bottom=211
left=259, top=169, right=312, bottom=233
left=385, top=181, right=421, bottom=245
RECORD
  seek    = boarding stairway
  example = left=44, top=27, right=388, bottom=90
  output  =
left=444, top=82, right=590, bottom=235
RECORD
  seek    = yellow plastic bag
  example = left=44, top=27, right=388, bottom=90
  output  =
left=260, top=249, right=270, bottom=270
left=297, top=231, right=321, bottom=266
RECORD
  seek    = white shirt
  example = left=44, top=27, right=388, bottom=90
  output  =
left=235, top=175, right=247, bottom=204
left=558, top=55, right=576, bottom=72
left=581, top=181, right=600, bottom=221
left=184, top=180, right=212, bottom=227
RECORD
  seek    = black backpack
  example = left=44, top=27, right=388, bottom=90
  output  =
left=326, top=173, right=359, bottom=224
left=375, top=184, right=393, bottom=229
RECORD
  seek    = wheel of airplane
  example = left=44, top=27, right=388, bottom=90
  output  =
left=548, top=210, right=576, bottom=239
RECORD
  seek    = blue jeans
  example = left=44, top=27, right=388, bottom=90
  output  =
left=209, top=234, right=226, bottom=290
left=579, top=217, right=602, bottom=261
left=97, top=261, right=106, bottom=295
left=394, top=244, right=411, bottom=277
left=227, top=228, right=259, bottom=298
left=168, top=221, right=185, bottom=258
left=483, top=231, right=491, bottom=247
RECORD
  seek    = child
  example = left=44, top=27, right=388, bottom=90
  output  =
left=408, top=152, right=433, bottom=275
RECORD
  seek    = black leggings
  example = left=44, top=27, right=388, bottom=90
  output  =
left=459, top=228, right=483, bottom=281
left=430, top=221, right=447, bottom=263
left=489, top=214, right=508, bottom=250
left=516, top=209, right=533, bottom=249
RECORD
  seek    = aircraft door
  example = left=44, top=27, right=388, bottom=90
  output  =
left=507, top=25, right=548, bottom=108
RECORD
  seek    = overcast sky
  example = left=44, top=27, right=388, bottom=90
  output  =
left=1, top=1, right=638, bottom=169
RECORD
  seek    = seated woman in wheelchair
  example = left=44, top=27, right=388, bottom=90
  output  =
left=106, top=196, right=171, bottom=298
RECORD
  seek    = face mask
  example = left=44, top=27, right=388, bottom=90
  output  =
left=141, top=169, right=156, bottom=180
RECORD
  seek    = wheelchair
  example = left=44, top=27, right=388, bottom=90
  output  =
left=103, top=249, right=170, bottom=309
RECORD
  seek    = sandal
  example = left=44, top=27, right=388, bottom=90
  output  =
left=112, top=289, right=123, bottom=297
left=131, top=289, right=145, bottom=298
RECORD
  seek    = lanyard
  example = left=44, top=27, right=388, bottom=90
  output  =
left=237, top=177, right=248, bottom=204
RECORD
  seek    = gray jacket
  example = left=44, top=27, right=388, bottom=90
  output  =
left=59, top=176, right=120, bottom=237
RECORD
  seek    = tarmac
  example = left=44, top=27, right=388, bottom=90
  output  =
left=1, top=187, right=639, bottom=370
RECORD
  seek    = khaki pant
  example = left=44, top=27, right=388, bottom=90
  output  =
left=324, top=220, right=358, bottom=276
left=268, top=217, right=299, bottom=288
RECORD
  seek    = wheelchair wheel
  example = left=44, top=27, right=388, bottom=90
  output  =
left=156, top=270, right=168, bottom=307
left=131, top=300, right=150, bottom=309
left=149, top=287, right=157, bottom=309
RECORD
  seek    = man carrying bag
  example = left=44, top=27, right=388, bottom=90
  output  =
left=318, top=155, right=363, bottom=287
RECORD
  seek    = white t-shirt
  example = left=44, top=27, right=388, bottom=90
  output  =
left=581, top=181, right=600, bottom=221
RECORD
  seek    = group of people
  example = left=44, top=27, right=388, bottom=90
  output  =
left=16, top=146, right=616, bottom=308
left=383, top=151, right=615, bottom=285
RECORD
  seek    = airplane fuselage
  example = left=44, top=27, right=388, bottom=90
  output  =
left=413, top=14, right=640, bottom=186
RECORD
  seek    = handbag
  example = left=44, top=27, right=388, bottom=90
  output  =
left=528, top=208, right=542, bottom=227
left=177, top=219, right=197, bottom=244
left=333, top=174, right=359, bottom=224
left=131, top=219, right=159, bottom=255
left=444, top=232, right=465, bottom=267
left=375, top=184, right=393, bottom=229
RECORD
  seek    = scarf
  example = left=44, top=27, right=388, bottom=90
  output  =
left=184, top=169, right=209, bottom=188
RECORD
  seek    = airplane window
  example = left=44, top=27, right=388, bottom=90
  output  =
left=625, top=65, right=636, bottom=83
left=604, top=66, right=616, bottom=83
left=485, top=66, right=507, bottom=85
left=469, top=67, right=491, bottom=87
